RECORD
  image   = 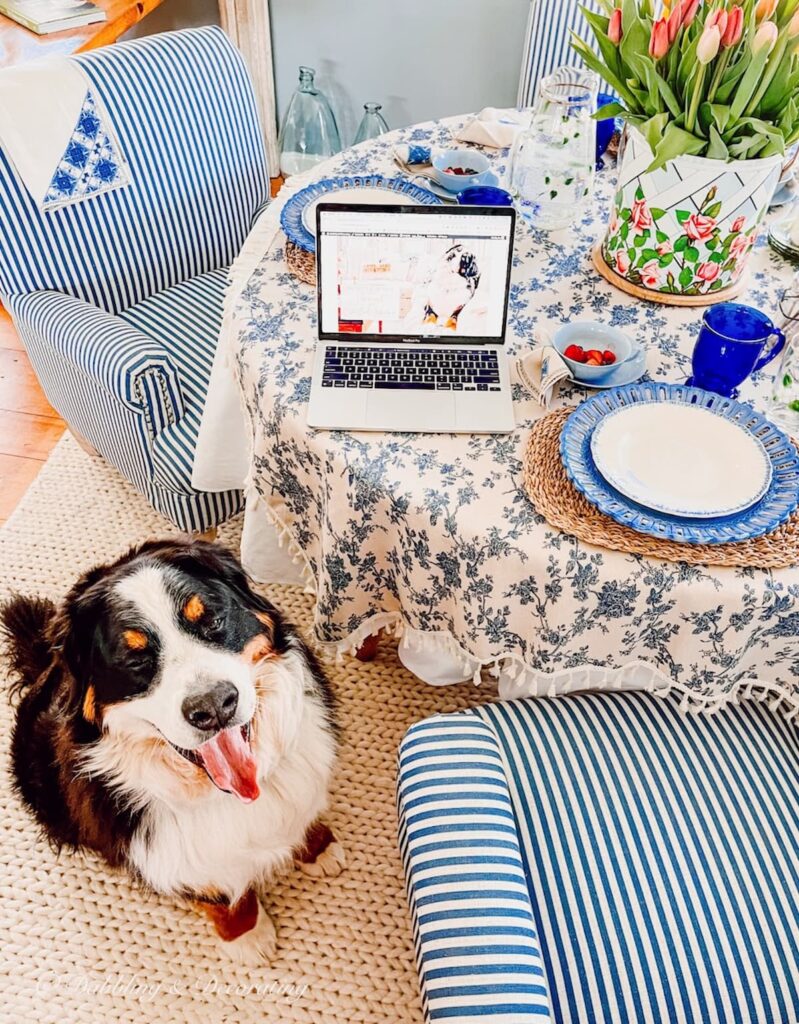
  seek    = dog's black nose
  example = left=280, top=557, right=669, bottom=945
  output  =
left=182, top=681, right=239, bottom=732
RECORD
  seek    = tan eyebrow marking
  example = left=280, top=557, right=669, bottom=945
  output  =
left=183, top=594, right=205, bottom=622
left=82, top=685, right=96, bottom=724
left=123, top=629, right=148, bottom=650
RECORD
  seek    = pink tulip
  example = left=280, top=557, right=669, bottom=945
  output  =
left=721, top=5, right=743, bottom=46
left=697, top=24, right=721, bottom=63
left=755, top=0, right=777, bottom=22
left=641, top=260, right=660, bottom=288
left=753, top=19, right=778, bottom=52
left=616, top=250, right=631, bottom=275
left=667, top=1, right=684, bottom=42
left=649, top=16, right=671, bottom=59
left=789, top=9, right=799, bottom=37
left=697, top=262, right=721, bottom=283
left=685, top=212, right=717, bottom=241
left=731, top=215, right=746, bottom=233
left=608, top=7, right=623, bottom=44
left=706, top=8, right=728, bottom=39
left=682, top=0, right=702, bottom=27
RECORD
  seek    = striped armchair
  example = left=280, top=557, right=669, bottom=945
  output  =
left=517, top=0, right=605, bottom=108
left=0, top=27, right=269, bottom=533
left=398, top=692, right=799, bottom=1023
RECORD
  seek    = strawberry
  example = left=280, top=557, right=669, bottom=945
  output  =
left=602, top=350, right=616, bottom=365
left=586, top=349, right=604, bottom=362
left=563, top=344, right=585, bottom=362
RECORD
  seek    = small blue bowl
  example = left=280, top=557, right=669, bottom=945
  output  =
left=457, top=185, right=514, bottom=207
left=432, top=148, right=492, bottom=193
left=553, top=321, right=635, bottom=382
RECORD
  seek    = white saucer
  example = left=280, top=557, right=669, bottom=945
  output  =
left=590, top=401, right=773, bottom=518
left=571, top=345, right=647, bottom=389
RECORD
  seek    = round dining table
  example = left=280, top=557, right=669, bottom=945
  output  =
left=194, top=114, right=799, bottom=711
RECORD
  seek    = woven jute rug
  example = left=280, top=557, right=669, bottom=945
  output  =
left=0, top=436, right=483, bottom=1024
left=524, top=407, right=799, bottom=568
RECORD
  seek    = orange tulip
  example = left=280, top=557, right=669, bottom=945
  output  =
left=649, top=16, right=671, bottom=58
left=755, top=0, right=777, bottom=22
left=608, top=7, right=623, bottom=44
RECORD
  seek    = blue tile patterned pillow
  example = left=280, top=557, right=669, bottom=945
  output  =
left=43, top=89, right=130, bottom=210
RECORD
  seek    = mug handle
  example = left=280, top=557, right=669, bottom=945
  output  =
left=753, top=328, right=786, bottom=374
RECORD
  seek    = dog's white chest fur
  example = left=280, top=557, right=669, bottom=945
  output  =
left=93, top=649, right=336, bottom=903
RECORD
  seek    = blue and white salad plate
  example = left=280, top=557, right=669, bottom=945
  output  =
left=280, top=175, right=441, bottom=253
left=561, top=382, right=799, bottom=544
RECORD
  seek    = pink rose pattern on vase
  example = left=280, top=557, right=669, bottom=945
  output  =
left=602, top=183, right=763, bottom=296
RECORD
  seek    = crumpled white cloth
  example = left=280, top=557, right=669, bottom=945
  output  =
left=453, top=107, right=532, bottom=149
left=0, top=56, right=129, bottom=211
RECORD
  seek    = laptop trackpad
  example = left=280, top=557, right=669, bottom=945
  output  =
left=366, top=391, right=456, bottom=431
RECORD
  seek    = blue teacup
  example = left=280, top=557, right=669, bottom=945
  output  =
left=687, top=302, right=786, bottom=398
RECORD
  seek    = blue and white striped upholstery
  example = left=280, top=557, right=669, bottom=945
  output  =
left=517, top=0, right=604, bottom=108
left=398, top=693, right=799, bottom=1024
left=0, top=27, right=268, bottom=532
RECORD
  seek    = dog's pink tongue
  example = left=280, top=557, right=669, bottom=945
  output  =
left=197, top=726, right=260, bottom=802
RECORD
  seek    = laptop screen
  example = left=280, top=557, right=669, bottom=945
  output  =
left=316, top=204, right=515, bottom=344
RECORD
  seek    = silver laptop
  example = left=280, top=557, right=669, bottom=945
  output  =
left=307, top=203, right=516, bottom=433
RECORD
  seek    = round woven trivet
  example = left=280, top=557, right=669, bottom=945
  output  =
left=523, top=406, right=799, bottom=568
left=286, top=239, right=316, bottom=285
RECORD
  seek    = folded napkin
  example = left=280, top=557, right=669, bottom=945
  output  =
left=454, top=107, right=532, bottom=150
left=513, top=328, right=571, bottom=407
left=0, top=57, right=130, bottom=213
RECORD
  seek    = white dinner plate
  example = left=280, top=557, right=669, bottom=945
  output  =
left=301, top=186, right=411, bottom=232
left=589, top=401, right=773, bottom=519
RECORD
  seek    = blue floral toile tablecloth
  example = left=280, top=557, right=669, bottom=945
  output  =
left=223, top=116, right=799, bottom=716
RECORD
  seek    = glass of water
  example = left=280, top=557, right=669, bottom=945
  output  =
left=509, top=66, right=598, bottom=231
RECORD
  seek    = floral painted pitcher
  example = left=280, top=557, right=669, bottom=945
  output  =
left=601, top=127, right=782, bottom=300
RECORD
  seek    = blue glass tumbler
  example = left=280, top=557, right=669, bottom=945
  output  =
left=687, top=303, right=786, bottom=398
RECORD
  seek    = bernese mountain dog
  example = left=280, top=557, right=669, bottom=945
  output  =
left=0, top=539, right=343, bottom=964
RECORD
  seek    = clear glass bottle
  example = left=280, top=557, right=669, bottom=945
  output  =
left=353, top=102, right=389, bottom=145
left=770, top=281, right=799, bottom=436
left=278, top=66, right=341, bottom=177
left=509, top=66, right=598, bottom=230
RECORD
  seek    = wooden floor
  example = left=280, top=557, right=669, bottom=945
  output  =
left=0, top=307, right=65, bottom=528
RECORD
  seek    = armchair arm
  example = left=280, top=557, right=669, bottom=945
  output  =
left=7, top=290, right=185, bottom=431
left=397, top=714, right=554, bottom=1024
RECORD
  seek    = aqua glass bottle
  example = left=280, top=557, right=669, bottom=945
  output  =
left=353, top=102, right=389, bottom=145
left=278, top=66, right=341, bottom=177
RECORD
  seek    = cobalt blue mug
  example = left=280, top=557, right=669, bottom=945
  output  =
left=686, top=302, right=786, bottom=398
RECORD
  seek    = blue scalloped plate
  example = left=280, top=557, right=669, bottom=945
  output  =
left=280, top=175, right=441, bottom=253
left=560, top=381, right=799, bottom=544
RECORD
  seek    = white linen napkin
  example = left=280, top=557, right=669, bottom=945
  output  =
left=513, top=328, right=571, bottom=407
left=454, top=107, right=532, bottom=150
left=0, top=56, right=130, bottom=212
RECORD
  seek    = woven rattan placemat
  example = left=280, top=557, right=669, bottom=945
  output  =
left=523, top=406, right=799, bottom=568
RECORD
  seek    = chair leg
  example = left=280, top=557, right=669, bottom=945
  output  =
left=69, top=426, right=99, bottom=457
left=355, top=632, right=380, bottom=662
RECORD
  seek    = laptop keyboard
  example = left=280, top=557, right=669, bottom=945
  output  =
left=321, top=346, right=501, bottom=392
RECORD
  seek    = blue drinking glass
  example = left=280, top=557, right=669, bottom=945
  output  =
left=595, top=91, right=617, bottom=169
left=456, top=185, right=514, bottom=207
left=687, top=302, right=786, bottom=398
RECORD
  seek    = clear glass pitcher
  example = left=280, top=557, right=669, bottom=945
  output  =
left=770, top=280, right=799, bottom=436
left=278, top=66, right=341, bottom=177
left=509, top=66, right=598, bottom=231
left=354, top=102, right=389, bottom=145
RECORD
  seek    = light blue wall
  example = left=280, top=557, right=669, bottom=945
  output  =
left=270, top=0, right=530, bottom=146
left=128, top=0, right=531, bottom=146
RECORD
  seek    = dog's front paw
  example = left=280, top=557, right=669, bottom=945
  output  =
left=298, top=839, right=346, bottom=879
left=217, top=902, right=277, bottom=965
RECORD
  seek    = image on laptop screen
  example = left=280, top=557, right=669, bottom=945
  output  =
left=317, top=206, right=514, bottom=343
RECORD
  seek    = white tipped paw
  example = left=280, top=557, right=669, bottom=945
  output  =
left=299, top=840, right=347, bottom=879
left=218, top=903, right=277, bottom=965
